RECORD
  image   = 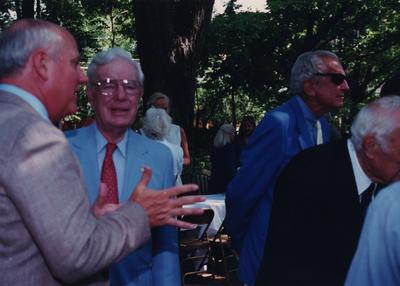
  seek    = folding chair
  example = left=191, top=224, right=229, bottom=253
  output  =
left=208, top=219, right=240, bottom=285
left=179, top=208, right=224, bottom=285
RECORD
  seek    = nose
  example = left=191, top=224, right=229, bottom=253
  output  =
left=340, top=79, right=350, bottom=92
left=114, top=83, right=128, bottom=100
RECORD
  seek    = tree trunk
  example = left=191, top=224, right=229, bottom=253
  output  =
left=133, top=0, right=214, bottom=136
left=21, top=0, right=34, bottom=18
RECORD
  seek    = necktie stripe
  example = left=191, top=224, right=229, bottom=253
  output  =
left=100, top=143, right=119, bottom=204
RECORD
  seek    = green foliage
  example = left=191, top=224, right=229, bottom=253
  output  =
left=198, top=0, right=400, bottom=136
left=3, top=0, right=400, bottom=171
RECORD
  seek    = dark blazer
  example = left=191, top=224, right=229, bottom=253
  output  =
left=256, top=140, right=364, bottom=286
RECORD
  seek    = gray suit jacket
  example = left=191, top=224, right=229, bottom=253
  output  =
left=0, top=90, right=151, bottom=285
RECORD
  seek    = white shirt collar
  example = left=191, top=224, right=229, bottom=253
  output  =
left=347, top=139, right=373, bottom=196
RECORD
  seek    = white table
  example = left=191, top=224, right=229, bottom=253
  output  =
left=188, top=193, right=225, bottom=236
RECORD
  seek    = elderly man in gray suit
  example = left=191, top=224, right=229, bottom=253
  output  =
left=0, top=19, right=204, bottom=286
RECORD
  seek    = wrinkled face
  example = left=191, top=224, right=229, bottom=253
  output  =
left=365, top=128, right=400, bottom=184
left=306, top=57, right=349, bottom=114
left=46, top=31, right=87, bottom=123
left=153, top=98, right=170, bottom=113
left=88, top=58, right=143, bottom=134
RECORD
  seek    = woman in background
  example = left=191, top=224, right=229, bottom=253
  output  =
left=141, top=107, right=184, bottom=185
left=147, top=92, right=190, bottom=167
left=208, top=124, right=236, bottom=194
left=234, top=116, right=256, bottom=168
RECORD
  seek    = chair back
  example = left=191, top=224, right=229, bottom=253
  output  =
left=180, top=208, right=214, bottom=240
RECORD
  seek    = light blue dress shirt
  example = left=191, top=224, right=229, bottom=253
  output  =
left=0, top=84, right=49, bottom=121
left=345, top=182, right=400, bottom=286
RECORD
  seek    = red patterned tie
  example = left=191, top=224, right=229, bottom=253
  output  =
left=100, top=143, right=119, bottom=204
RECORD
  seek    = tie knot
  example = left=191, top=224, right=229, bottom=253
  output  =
left=106, top=142, right=117, bottom=154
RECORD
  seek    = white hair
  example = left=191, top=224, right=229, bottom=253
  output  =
left=87, top=47, right=144, bottom=88
left=0, top=19, right=64, bottom=79
left=351, top=96, right=400, bottom=152
left=142, top=107, right=172, bottom=140
left=290, top=50, right=340, bottom=95
left=147, top=92, right=170, bottom=109
left=213, top=124, right=235, bottom=148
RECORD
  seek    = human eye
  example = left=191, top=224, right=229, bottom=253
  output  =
left=123, top=80, right=140, bottom=92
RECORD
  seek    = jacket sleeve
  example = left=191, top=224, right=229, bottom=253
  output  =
left=225, top=112, right=289, bottom=250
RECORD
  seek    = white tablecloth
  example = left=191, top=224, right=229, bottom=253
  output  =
left=188, top=193, right=225, bottom=236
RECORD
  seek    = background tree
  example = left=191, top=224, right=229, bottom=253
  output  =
left=133, top=0, right=214, bottom=136
left=196, top=0, right=400, bottom=138
left=2, top=0, right=400, bottom=170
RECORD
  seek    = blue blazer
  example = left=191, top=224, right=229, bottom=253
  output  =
left=65, top=124, right=180, bottom=286
left=225, top=96, right=331, bottom=285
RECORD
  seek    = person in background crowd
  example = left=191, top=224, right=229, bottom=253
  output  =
left=141, top=107, right=184, bottom=186
left=148, top=92, right=190, bottom=167
left=0, top=19, right=203, bottom=286
left=234, top=116, right=256, bottom=168
left=65, top=48, right=187, bottom=286
left=226, top=50, right=349, bottom=286
left=380, top=74, right=400, bottom=97
left=257, top=96, right=400, bottom=285
left=208, top=124, right=237, bottom=194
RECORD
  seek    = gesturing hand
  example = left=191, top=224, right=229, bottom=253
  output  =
left=130, top=166, right=206, bottom=228
left=91, top=183, right=121, bottom=219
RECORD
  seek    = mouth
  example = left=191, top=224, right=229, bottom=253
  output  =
left=109, top=107, right=131, bottom=114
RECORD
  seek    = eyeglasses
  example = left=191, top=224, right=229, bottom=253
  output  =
left=314, top=73, right=347, bottom=86
left=95, top=78, right=142, bottom=97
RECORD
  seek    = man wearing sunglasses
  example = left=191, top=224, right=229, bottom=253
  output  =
left=225, top=50, right=349, bottom=286
left=65, top=48, right=182, bottom=286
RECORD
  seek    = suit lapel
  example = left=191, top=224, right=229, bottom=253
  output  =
left=337, top=141, right=361, bottom=207
left=288, top=97, right=314, bottom=149
left=121, top=131, right=151, bottom=202
left=320, top=117, right=331, bottom=143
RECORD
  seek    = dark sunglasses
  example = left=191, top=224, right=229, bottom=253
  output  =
left=314, top=73, right=347, bottom=86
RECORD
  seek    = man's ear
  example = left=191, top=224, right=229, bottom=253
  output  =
left=303, top=79, right=316, bottom=97
left=362, top=135, right=379, bottom=159
left=31, top=49, right=51, bottom=80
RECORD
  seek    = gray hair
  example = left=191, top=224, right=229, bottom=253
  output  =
left=142, top=107, right=172, bottom=140
left=0, top=19, right=64, bottom=79
left=147, top=92, right=170, bottom=109
left=290, top=50, right=340, bottom=95
left=351, top=96, right=400, bottom=152
left=214, top=124, right=235, bottom=148
left=87, top=47, right=144, bottom=88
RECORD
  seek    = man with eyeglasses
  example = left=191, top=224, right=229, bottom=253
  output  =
left=256, top=96, right=400, bottom=285
left=0, top=20, right=205, bottom=286
left=225, top=50, right=349, bottom=286
left=65, top=48, right=182, bottom=286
